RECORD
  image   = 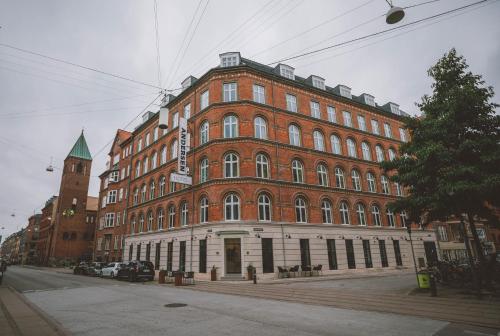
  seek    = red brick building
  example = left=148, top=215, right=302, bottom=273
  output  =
left=97, top=53, right=438, bottom=279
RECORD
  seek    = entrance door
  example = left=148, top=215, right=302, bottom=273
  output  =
left=424, top=241, right=438, bottom=267
left=261, top=238, right=274, bottom=273
left=225, top=238, right=241, bottom=274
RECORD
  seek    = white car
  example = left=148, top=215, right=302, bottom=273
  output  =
left=101, top=262, right=125, bottom=278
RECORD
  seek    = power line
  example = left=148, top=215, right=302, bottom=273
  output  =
left=153, top=0, right=162, bottom=87
left=266, top=0, right=491, bottom=65
left=0, top=105, right=149, bottom=120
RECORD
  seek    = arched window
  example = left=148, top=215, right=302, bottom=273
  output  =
left=254, top=117, right=268, bottom=140
left=317, top=164, right=329, bottom=186
left=331, top=135, right=342, bottom=155
left=159, top=176, right=166, bottom=196
left=361, top=142, right=372, bottom=161
left=375, top=145, right=384, bottom=162
left=171, top=140, right=178, bottom=159
left=200, top=121, right=209, bottom=145
left=139, top=213, right=145, bottom=232
left=143, top=156, right=149, bottom=174
left=371, top=205, right=381, bottom=226
left=313, top=130, right=325, bottom=151
left=133, top=188, right=139, bottom=205
left=387, top=208, right=395, bottom=227
left=200, top=197, right=209, bottom=223
left=130, top=216, right=136, bottom=234
left=292, top=160, right=304, bottom=183
left=223, top=115, right=238, bottom=138
left=149, top=180, right=155, bottom=199
left=256, top=154, right=269, bottom=179
left=367, top=173, right=376, bottom=193
left=147, top=211, right=153, bottom=231
left=157, top=208, right=164, bottom=230
left=135, top=161, right=141, bottom=177
left=180, top=202, right=188, bottom=226
left=339, top=201, right=350, bottom=225
left=224, top=194, right=240, bottom=221
left=295, top=197, right=307, bottom=223
left=169, top=172, right=176, bottom=193
left=347, top=138, right=357, bottom=158
left=321, top=199, right=333, bottom=224
left=351, top=169, right=361, bottom=191
left=288, top=124, right=301, bottom=146
left=224, top=153, right=239, bottom=178
left=160, top=146, right=167, bottom=165
left=356, top=203, right=366, bottom=226
left=381, top=175, right=390, bottom=194
left=151, top=152, right=157, bottom=170
left=335, top=167, right=345, bottom=189
left=168, top=205, right=175, bottom=229
left=258, top=194, right=271, bottom=221
left=141, top=184, right=147, bottom=202
left=200, top=158, right=209, bottom=183
left=388, top=148, right=396, bottom=161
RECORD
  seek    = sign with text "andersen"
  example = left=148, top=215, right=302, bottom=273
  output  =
left=177, top=117, right=190, bottom=175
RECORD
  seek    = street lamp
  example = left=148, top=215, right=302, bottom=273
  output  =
left=385, top=0, right=405, bottom=24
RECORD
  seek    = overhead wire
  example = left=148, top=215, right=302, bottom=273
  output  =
left=153, top=0, right=163, bottom=88
left=0, top=105, right=151, bottom=120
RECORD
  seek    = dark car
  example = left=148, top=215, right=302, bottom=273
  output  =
left=73, top=262, right=90, bottom=275
left=87, top=262, right=106, bottom=276
left=116, top=260, right=155, bottom=282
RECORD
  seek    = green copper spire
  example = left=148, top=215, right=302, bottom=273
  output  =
left=67, top=130, right=92, bottom=160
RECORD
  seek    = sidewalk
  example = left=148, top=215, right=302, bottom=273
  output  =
left=21, top=265, right=73, bottom=275
left=0, top=286, right=69, bottom=336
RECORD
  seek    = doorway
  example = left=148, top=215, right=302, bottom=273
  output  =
left=224, top=238, right=241, bottom=274
left=424, top=241, right=438, bottom=267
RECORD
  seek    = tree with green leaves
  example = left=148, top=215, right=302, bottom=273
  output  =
left=382, top=48, right=500, bottom=264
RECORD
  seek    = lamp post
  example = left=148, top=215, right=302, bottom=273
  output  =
left=407, top=224, right=419, bottom=287
left=384, top=0, right=405, bottom=24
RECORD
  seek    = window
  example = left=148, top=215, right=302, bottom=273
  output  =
left=199, top=239, right=207, bottom=273
left=288, top=124, right=301, bottom=146
left=200, top=121, right=209, bottom=145
left=339, top=86, right=352, bottom=99
left=381, top=175, right=390, bottom=194
left=253, top=84, right=265, bottom=104
left=258, top=194, right=271, bottom=221
left=138, top=138, right=143, bottom=152
left=141, top=184, right=147, bottom=202
left=180, top=202, right=188, bottom=226
left=153, top=127, right=159, bottom=142
left=384, top=123, right=392, bottom=138
left=331, top=135, right=342, bottom=155
left=379, top=240, right=389, bottom=267
left=351, top=169, right=361, bottom=191
left=387, top=209, right=395, bottom=227
left=107, top=190, right=117, bottom=204
left=335, top=167, right=345, bottom=189
left=395, top=182, right=403, bottom=196
left=311, top=76, right=325, bottom=89
left=183, top=103, right=191, bottom=119
left=135, top=161, right=141, bottom=177
left=388, top=148, right=396, bottom=161
left=200, top=158, right=209, bottom=183
left=223, top=82, right=238, bottom=102
left=279, top=64, right=295, bottom=79
left=361, top=142, right=371, bottom=161
left=139, top=213, right=144, bottom=232
left=393, top=240, right=403, bottom=266
left=363, top=240, right=373, bottom=268
left=131, top=216, right=136, bottom=234
left=159, top=176, right=166, bottom=196
left=149, top=153, right=157, bottom=170
left=149, top=180, right=155, bottom=199
left=356, top=203, right=367, bottom=226
left=256, top=154, right=269, bottom=179
left=292, top=160, right=304, bottom=183
left=357, top=115, right=366, bottom=131
left=110, top=170, right=119, bottom=182
left=295, top=197, right=307, bottom=223
left=367, top=173, right=376, bottom=192
left=399, top=128, right=407, bottom=142
left=143, top=157, right=149, bottom=174
left=157, top=208, right=164, bottom=230
left=147, top=211, right=153, bottom=231
left=168, top=206, right=175, bottom=229
left=223, top=115, right=238, bottom=138
left=371, top=120, right=380, bottom=135
left=133, top=188, right=139, bottom=205
left=254, top=117, right=267, bottom=140
left=169, top=172, right=176, bottom=193
left=200, top=197, right=209, bottom=223
left=224, top=194, right=240, bottom=221
left=171, top=140, right=178, bottom=159
left=321, top=200, right=333, bottom=224
left=119, top=188, right=123, bottom=201
left=317, top=164, right=329, bottom=186
left=372, top=205, right=381, bottom=226
left=375, top=145, right=384, bottom=162
left=310, top=101, right=320, bottom=119
left=438, top=226, right=448, bottom=241
left=327, top=239, right=338, bottom=270
left=172, top=112, right=179, bottom=128
left=224, top=153, right=239, bottom=178
left=313, top=131, right=325, bottom=151
left=145, top=133, right=150, bottom=147
left=220, top=52, right=240, bottom=67
left=339, top=201, right=350, bottom=225
left=400, top=211, right=407, bottom=228
left=105, top=213, right=115, bottom=227
left=327, top=106, right=337, bottom=123
left=285, top=94, right=297, bottom=112
left=346, top=138, right=357, bottom=158
left=160, top=146, right=167, bottom=165
left=200, top=90, right=209, bottom=110
left=342, top=111, right=352, bottom=127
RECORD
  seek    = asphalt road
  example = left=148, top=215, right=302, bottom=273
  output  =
left=2, top=266, right=499, bottom=336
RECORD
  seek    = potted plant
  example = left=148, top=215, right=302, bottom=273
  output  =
left=247, top=264, right=255, bottom=280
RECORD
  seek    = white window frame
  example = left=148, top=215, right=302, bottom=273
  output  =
left=223, top=82, right=238, bottom=102
left=253, top=84, right=265, bottom=104
left=285, top=94, right=297, bottom=112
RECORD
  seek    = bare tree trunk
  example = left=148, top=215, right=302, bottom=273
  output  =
left=459, top=217, right=481, bottom=298
left=467, top=213, right=485, bottom=264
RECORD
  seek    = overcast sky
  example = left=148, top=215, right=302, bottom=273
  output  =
left=0, top=0, right=499, bottom=240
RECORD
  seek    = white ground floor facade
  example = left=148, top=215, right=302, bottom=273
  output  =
left=123, top=222, right=438, bottom=280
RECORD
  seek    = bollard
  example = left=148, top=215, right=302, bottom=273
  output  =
left=429, top=273, right=437, bottom=297
left=253, top=268, right=257, bottom=284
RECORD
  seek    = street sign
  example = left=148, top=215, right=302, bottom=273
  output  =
left=170, top=172, right=192, bottom=185
left=178, top=117, right=190, bottom=175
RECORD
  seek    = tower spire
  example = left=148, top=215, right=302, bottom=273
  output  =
left=67, top=131, right=92, bottom=160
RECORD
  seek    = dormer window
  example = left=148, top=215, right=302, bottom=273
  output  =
left=389, top=103, right=400, bottom=115
left=181, top=76, right=196, bottom=90
left=311, top=76, right=325, bottom=90
left=339, top=85, right=352, bottom=99
left=278, top=64, right=295, bottom=80
left=220, top=52, right=241, bottom=67
left=363, top=94, right=375, bottom=107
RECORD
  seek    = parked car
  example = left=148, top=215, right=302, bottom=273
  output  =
left=101, top=262, right=126, bottom=278
left=87, top=262, right=106, bottom=276
left=116, top=260, right=155, bottom=282
left=73, top=262, right=90, bottom=275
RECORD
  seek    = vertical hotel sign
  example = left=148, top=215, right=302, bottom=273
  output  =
left=177, top=117, right=190, bottom=175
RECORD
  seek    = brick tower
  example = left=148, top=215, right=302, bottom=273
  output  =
left=48, top=131, right=95, bottom=264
